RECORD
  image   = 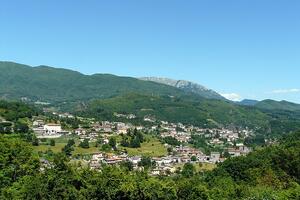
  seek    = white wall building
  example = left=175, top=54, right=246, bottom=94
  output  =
left=44, top=124, right=62, bottom=135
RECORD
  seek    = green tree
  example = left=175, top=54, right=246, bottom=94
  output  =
left=191, top=156, right=197, bottom=162
left=62, top=139, right=75, bottom=156
left=0, top=136, right=40, bottom=193
left=31, top=135, right=39, bottom=146
left=101, top=144, right=111, bottom=152
left=50, top=139, right=56, bottom=146
left=120, top=160, right=134, bottom=171
left=79, top=139, right=90, bottom=149
left=14, top=122, right=29, bottom=133
left=109, top=137, right=117, bottom=150
left=138, top=156, right=155, bottom=170
left=182, top=163, right=195, bottom=178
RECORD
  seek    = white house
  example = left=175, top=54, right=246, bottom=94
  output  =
left=44, top=124, right=62, bottom=135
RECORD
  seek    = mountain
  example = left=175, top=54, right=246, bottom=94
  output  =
left=82, top=93, right=270, bottom=129
left=237, top=99, right=259, bottom=106
left=255, top=99, right=300, bottom=111
left=0, top=62, right=195, bottom=103
left=80, top=93, right=300, bottom=136
left=1, top=61, right=300, bottom=135
left=140, top=77, right=225, bottom=100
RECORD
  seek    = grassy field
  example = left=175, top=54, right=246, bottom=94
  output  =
left=34, top=136, right=100, bottom=155
left=175, top=163, right=216, bottom=172
left=34, top=143, right=66, bottom=153
left=34, top=135, right=167, bottom=157
left=121, top=137, right=167, bottom=157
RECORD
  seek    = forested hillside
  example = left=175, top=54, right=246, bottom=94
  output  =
left=0, top=100, right=38, bottom=121
left=255, top=99, right=300, bottom=111
left=82, top=93, right=268, bottom=128
left=1, top=130, right=299, bottom=199
left=0, top=62, right=192, bottom=102
left=81, top=93, right=300, bottom=137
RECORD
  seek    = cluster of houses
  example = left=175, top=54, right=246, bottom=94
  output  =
left=114, top=113, right=136, bottom=119
left=158, top=121, right=253, bottom=147
left=87, top=143, right=252, bottom=176
left=33, top=112, right=254, bottom=175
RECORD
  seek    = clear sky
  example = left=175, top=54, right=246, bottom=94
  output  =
left=1, top=0, right=300, bottom=103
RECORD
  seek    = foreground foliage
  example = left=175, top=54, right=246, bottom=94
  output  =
left=1, top=131, right=300, bottom=199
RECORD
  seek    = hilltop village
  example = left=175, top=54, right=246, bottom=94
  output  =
left=32, top=110, right=253, bottom=176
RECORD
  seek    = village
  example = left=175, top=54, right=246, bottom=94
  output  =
left=33, top=111, right=253, bottom=176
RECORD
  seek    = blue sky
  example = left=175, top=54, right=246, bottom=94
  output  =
left=1, top=0, right=300, bottom=103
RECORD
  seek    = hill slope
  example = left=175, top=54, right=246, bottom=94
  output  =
left=237, top=99, right=259, bottom=106
left=82, top=93, right=269, bottom=128
left=255, top=99, right=300, bottom=111
left=0, top=62, right=191, bottom=103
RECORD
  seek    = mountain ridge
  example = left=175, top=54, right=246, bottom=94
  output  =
left=0, top=61, right=193, bottom=103
left=140, top=77, right=225, bottom=100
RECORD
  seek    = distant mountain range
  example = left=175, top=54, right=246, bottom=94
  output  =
left=255, top=99, right=300, bottom=111
left=140, top=77, right=225, bottom=100
left=1, top=61, right=300, bottom=134
left=237, top=99, right=300, bottom=112
left=237, top=99, right=259, bottom=106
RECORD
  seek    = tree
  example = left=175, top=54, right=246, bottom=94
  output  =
left=0, top=136, right=40, bottom=192
left=130, top=137, right=141, bottom=148
left=167, top=147, right=173, bottom=155
left=79, top=139, right=89, bottom=149
left=223, top=151, right=231, bottom=158
left=62, top=139, right=75, bottom=156
left=182, top=163, right=195, bottom=178
left=50, top=139, right=56, bottom=146
left=67, top=139, right=75, bottom=146
left=101, top=144, right=111, bottom=152
left=31, top=135, right=39, bottom=146
left=0, top=122, right=12, bottom=134
left=138, top=156, right=155, bottom=170
left=191, top=155, right=197, bottom=162
left=109, top=137, right=117, bottom=150
left=162, top=136, right=181, bottom=146
left=14, top=122, right=29, bottom=133
left=120, top=160, right=134, bottom=171
left=95, top=136, right=103, bottom=147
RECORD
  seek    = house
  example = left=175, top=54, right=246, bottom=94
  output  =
left=103, top=155, right=123, bottom=165
left=128, top=156, right=141, bottom=165
left=75, top=128, right=86, bottom=135
left=210, top=152, right=221, bottom=163
left=44, top=124, right=62, bottom=135
left=33, top=127, right=45, bottom=135
left=33, top=120, right=44, bottom=127
left=227, top=148, right=241, bottom=157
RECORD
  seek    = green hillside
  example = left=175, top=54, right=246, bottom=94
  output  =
left=255, top=99, right=300, bottom=111
left=0, top=100, right=38, bottom=122
left=80, top=93, right=300, bottom=136
left=82, top=93, right=269, bottom=128
left=0, top=62, right=189, bottom=102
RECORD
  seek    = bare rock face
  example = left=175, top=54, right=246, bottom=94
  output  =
left=140, top=77, right=225, bottom=100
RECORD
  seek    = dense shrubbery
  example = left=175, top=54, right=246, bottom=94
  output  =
left=1, top=131, right=300, bottom=199
left=161, top=136, right=181, bottom=146
left=121, top=128, right=144, bottom=148
left=0, top=100, right=38, bottom=122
